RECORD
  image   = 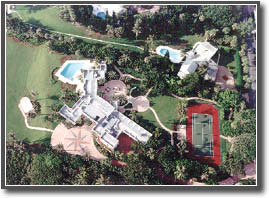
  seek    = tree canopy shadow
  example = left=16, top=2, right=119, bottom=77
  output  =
left=25, top=5, right=50, bottom=13
left=26, top=18, right=49, bottom=30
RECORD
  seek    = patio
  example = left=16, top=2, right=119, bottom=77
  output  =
left=51, top=123, right=107, bottom=161
left=99, top=80, right=127, bottom=102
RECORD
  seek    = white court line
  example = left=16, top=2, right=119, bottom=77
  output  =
left=192, top=114, right=214, bottom=154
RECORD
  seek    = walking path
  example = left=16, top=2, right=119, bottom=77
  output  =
left=18, top=105, right=54, bottom=133
left=113, top=65, right=143, bottom=81
left=171, top=93, right=218, bottom=105
left=145, top=87, right=153, bottom=97
left=220, top=135, right=235, bottom=152
left=14, top=11, right=144, bottom=52
left=149, top=107, right=177, bottom=135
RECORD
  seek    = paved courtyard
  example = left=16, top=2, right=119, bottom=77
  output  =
left=51, top=123, right=106, bottom=161
left=215, top=66, right=236, bottom=91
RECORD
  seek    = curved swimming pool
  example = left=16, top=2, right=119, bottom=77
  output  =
left=156, top=46, right=184, bottom=63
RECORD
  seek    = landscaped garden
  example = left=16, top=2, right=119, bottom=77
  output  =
left=138, top=95, right=179, bottom=130
left=5, top=4, right=257, bottom=185
left=15, top=5, right=85, bottom=36
left=6, top=38, right=65, bottom=142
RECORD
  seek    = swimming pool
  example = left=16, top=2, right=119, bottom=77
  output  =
left=60, top=62, right=85, bottom=80
left=97, top=12, right=106, bottom=19
left=156, top=46, right=185, bottom=63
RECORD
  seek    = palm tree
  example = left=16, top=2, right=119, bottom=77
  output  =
left=107, top=70, right=116, bottom=80
left=118, top=95, right=127, bottom=105
left=146, top=148, right=155, bottom=160
left=130, top=111, right=137, bottom=122
left=106, top=25, right=114, bottom=36
left=132, top=18, right=142, bottom=40
left=95, top=174, right=105, bottom=185
left=174, top=164, right=186, bottom=181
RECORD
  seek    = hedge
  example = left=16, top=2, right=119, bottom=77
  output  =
left=235, top=49, right=243, bottom=88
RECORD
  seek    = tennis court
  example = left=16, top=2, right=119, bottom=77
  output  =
left=192, top=113, right=214, bottom=157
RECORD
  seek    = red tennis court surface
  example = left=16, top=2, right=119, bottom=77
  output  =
left=186, top=103, right=221, bottom=165
left=116, top=133, right=134, bottom=154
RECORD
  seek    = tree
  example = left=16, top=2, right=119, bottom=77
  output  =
left=230, top=103, right=256, bottom=135
left=132, top=18, right=143, bottom=40
left=36, top=28, right=43, bottom=37
left=198, top=5, right=238, bottom=29
left=145, top=35, right=155, bottom=51
left=221, top=153, right=245, bottom=177
left=237, top=178, right=256, bottom=185
left=176, top=100, right=187, bottom=124
left=27, top=152, right=64, bottom=185
left=113, top=27, right=124, bottom=38
left=236, top=17, right=256, bottom=37
left=222, top=27, right=231, bottom=35
left=129, top=111, right=137, bottom=122
left=230, top=36, right=238, bottom=49
left=107, top=70, right=116, bottom=80
left=106, top=24, right=114, bottom=36
left=174, top=163, right=187, bottom=181
left=232, top=133, right=256, bottom=165
left=177, top=72, right=200, bottom=97
left=73, top=167, right=90, bottom=185
left=204, top=29, right=218, bottom=41
left=44, top=33, right=50, bottom=40
left=6, top=133, right=31, bottom=185
left=214, top=89, right=242, bottom=111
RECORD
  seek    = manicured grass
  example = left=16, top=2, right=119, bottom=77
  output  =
left=16, top=5, right=85, bottom=36
left=138, top=96, right=179, bottom=130
left=181, top=34, right=204, bottom=48
left=6, top=39, right=65, bottom=143
left=220, top=137, right=231, bottom=162
left=15, top=6, right=143, bottom=52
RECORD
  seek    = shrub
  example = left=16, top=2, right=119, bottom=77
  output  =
left=214, top=89, right=242, bottom=112
left=221, top=120, right=234, bottom=136
left=232, top=133, right=256, bottom=164
left=235, top=49, right=243, bottom=88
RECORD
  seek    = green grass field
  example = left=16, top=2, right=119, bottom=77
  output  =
left=138, top=95, right=179, bottom=130
left=14, top=6, right=143, bottom=52
left=220, top=137, right=231, bottom=162
left=15, top=5, right=85, bottom=36
left=6, top=39, right=65, bottom=143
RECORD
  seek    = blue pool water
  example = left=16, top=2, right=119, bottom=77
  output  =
left=160, top=48, right=180, bottom=61
left=60, top=63, right=85, bottom=80
left=97, top=12, right=106, bottom=19
left=160, top=49, right=168, bottom=55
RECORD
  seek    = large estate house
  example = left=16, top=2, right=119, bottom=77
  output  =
left=177, top=41, right=219, bottom=81
left=56, top=60, right=152, bottom=150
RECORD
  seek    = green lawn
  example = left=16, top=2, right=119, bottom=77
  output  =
left=6, top=39, right=65, bottom=143
left=14, top=5, right=143, bottom=52
left=138, top=96, right=179, bottom=130
left=220, top=137, right=231, bottom=162
left=16, top=5, right=85, bottom=36
left=181, top=35, right=204, bottom=48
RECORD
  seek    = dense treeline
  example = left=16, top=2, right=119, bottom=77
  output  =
left=69, top=5, right=240, bottom=41
left=7, top=130, right=228, bottom=185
